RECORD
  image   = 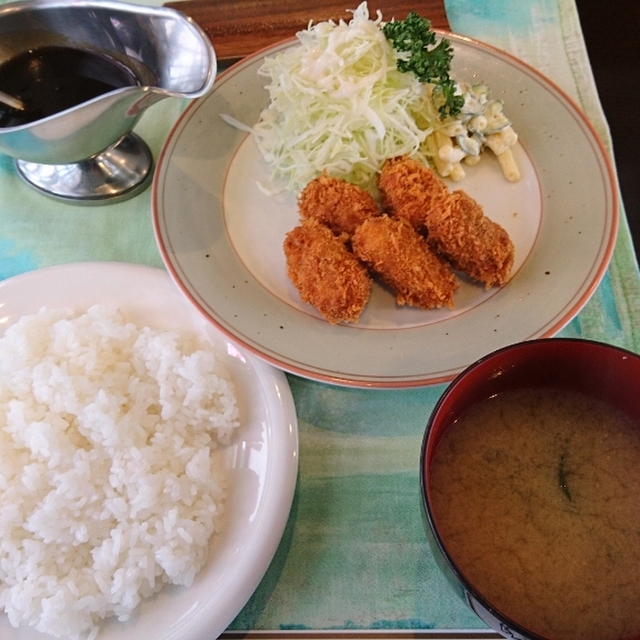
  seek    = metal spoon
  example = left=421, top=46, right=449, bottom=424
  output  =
left=0, top=89, right=26, bottom=111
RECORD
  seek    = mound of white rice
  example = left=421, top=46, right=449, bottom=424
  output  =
left=0, top=305, right=240, bottom=639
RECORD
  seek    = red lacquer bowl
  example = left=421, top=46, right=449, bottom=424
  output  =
left=420, top=338, right=640, bottom=640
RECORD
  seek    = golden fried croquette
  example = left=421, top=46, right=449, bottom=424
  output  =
left=298, top=172, right=381, bottom=236
left=283, top=218, right=372, bottom=324
left=352, top=215, right=457, bottom=310
left=425, top=190, right=515, bottom=288
left=378, top=156, right=449, bottom=233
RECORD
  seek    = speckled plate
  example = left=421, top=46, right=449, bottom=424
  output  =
left=152, top=34, right=618, bottom=388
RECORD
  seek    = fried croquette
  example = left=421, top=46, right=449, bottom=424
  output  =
left=378, top=156, right=449, bottom=233
left=425, top=190, right=515, bottom=288
left=298, top=172, right=381, bottom=236
left=352, top=215, right=458, bottom=310
left=283, top=218, right=372, bottom=324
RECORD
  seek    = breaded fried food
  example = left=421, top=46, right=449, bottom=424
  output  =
left=284, top=218, right=372, bottom=324
left=298, top=172, right=381, bottom=236
left=352, top=215, right=457, bottom=309
left=426, top=190, right=514, bottom=288
left=378, top=156, right=449, bottom=232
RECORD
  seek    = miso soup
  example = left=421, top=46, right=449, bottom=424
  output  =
left=429, top=387, right=640, bottom=640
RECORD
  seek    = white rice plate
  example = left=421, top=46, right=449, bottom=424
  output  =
left=0, top=305, right=240, bottom=639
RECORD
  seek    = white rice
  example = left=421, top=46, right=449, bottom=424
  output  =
left=0, top=305, right=240, bottom=639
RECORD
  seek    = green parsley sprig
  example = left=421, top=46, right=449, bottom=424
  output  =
left=382, top=12, right=464, bottom=117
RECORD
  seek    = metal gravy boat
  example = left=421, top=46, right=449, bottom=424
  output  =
left=0, top=0, right=216, bottom=203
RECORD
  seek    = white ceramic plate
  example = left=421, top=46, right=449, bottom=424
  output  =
left=0, top=262, right=298, bottom=640
left=152, top=34, right=618, bottom=388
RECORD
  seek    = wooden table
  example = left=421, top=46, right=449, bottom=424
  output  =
left=163, top=0, right=450, bottom=61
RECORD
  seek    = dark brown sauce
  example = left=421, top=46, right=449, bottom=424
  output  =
left=0, top=45, right=141, bottom=127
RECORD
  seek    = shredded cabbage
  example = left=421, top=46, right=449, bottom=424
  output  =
left=248, top=2, right=520, bottom=193
left=251, top=2, right=433, bottom=194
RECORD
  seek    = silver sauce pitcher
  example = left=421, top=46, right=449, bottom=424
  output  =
left=0, top=0, right=216, bottom=203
